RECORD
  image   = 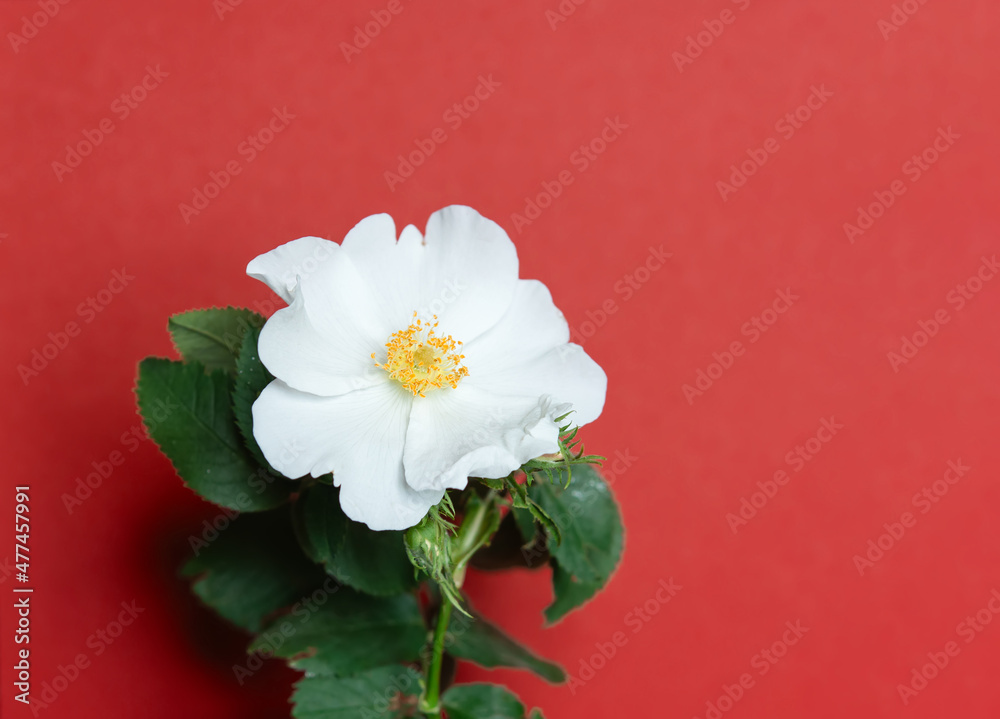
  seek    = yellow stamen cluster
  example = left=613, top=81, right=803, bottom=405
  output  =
left=373, top=313, right=468, bottom=397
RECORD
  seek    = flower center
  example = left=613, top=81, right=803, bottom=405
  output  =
left=373, top=313, right=468, bottom=397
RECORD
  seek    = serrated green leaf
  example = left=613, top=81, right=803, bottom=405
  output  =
left=181, top=509, right=326, bottom=632
left=446, top=608, right=565, bottom=683
left=295, top=484, right=417, bottom=596
left=136, top=357, right=292, bottom=511
left=528, top=465, right=623, bottom=623
left=291, top=666, right=422, bottom=719
left=168, top=307, right=264, bottom=372
left=442, top=684, right=530, bottom=719
left=529, top=465, right=622, bottom=584
left=232, top=323, right=274, bottom=468
left=250, top=588, right=425, bottom=677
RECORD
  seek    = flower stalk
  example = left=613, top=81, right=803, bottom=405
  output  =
left=419, top=490, right=499, bottom=717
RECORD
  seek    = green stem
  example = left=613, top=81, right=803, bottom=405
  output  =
left=422, top=599, right=453, bottom=717
left=420, top=491, right=497, bottom=717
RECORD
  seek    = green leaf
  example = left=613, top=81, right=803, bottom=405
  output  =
left=250, top=588, right=426, bottom=677
left=181, top=509, right=327, bottom=632
left=295, top=484, right=417, bottom=597
left=168, top=307, right=264, bottom=372
left=232, top=323, right=274, bottom=468
left=442, top=684, right=533, bottom=719
left=543, top=562, right=602, bottom=626
left=527, top=465, right=623, bottom=623
left=291, top=666, right=422, bottom=719
left=446, top=608, right=566, bottom=683
left=136, top=357, right=292, bottom=511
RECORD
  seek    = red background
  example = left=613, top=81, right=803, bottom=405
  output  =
left=2, top=0, right=999, bottom=717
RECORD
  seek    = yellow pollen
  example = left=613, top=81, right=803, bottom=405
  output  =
left=372, top=313, right=468, bottom=397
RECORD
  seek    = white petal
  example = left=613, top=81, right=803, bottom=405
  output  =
left=462, top=280, right=570, bottom=374
left=402, top=385, right=569, bottom=492
left=462, top=278, right=607, bottom=426
left=257, top=244, right=391, bottom=397
left=340, top=206, right=519, bottom=344
left=466, top=343, right=607, bottom=427
left=341, top=215, right=427, bottom=332
left=252, top=379, right=442, bottom=531
left=420, top=206, right=519, bottom=342
left=246, top=236, right=337, bottom=304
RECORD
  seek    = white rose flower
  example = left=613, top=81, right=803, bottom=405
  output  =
left=247, top=205, right=606, bottom=530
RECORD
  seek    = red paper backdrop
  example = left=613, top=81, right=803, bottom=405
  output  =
left=2, top=0, right=999, bottom=717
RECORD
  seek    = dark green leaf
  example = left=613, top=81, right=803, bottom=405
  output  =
left=446, top=607, right=565, bottom=683
left=181, top=509, right=326, bottom=632
left=543, top=562, right=602, bottom=626
left=168, top=307, right=264, bottom=372
left=232, top=323, right=274, bottom=468
left=295, top=484, right=417, bottom=596
left=136, top=358, right=292, bottom=511
left=527, top=465, right=623, bottom=623
left=291, top=666, right=422, bottom=719
left=442, top=684, right=531, bottom=719
left=250, top=588, right=426, bottom=676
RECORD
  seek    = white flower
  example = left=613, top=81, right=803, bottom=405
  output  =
left=247, top=205, right=606, bottom=531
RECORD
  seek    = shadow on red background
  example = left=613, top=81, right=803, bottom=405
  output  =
left=2, top=0, right=999, bottom=717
